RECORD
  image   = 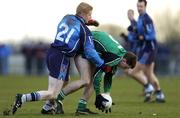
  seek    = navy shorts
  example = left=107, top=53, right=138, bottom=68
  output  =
left=138, top=40, right=158, bottom=65
left=46, top=47, right=70, bottom=81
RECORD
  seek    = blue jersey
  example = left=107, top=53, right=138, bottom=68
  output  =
left=137, top=13, right=156, bottom=41
left=51, top=15, right=104, bottom=67
left=137, top=13, right=158, bottom=64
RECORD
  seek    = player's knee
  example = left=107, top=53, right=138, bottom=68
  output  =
left=81, top=79, right=91, bottom=87
left=126, top=70, right=134, bottom=77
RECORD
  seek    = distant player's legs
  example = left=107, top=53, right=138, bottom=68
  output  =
left=143, top=62, right=165, bottom=102
left=125, top=62, right=154, bottom=92
left=124, top=62, right=154, bottom=102
left=124, top=62, right=148, bottom=85
left=143, top=62, right=160, bottom=90
left=138, top=46, right=165, bottom=103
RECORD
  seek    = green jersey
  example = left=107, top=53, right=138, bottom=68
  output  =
left=92, top=31, right=126, bottom=95
left=92, top=31, right=126, bottom=66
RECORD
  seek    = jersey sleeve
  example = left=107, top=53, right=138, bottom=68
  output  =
left=127, top=20, right=138, bottom=42
left=93, top=70, right=104, bottom=95
left=143, top=15, right=156, bottom=40
left=103, top=72, right=113, bottom=93
left=80, top=25, right=104, bottom=67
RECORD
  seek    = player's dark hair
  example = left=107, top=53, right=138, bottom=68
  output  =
left=123, top=52, right=137, bottom=69
left=138, top=0, right=147, bottom=6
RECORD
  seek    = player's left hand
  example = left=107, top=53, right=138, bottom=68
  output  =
left=95, top=94, right=108, bottom=110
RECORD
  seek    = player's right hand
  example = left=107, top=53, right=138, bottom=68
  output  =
left=86, top=19, right=99, bottom=27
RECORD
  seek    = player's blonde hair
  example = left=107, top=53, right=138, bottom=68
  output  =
left=76, top=2, right=93, bottom=15
left=128, top=9, right=134, bottom=14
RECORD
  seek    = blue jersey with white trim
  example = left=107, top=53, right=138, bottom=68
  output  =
left=137, top=13, right=156, bottom=41
left=51, top=15, right=81, bottom=56
left=51, top=15, right=104, bottom=67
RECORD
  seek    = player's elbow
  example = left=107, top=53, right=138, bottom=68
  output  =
left=84, top=48, right=94, bottom=60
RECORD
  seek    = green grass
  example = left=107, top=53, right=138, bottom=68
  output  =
left=0, top=75, right=180, bottom=118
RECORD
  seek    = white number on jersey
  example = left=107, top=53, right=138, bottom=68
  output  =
left=56, top=23, right=75, bottom=44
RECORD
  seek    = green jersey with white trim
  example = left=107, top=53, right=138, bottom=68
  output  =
left=92, top=31, right=126, bottom=66
left=92, top=31, right=127, bottom=95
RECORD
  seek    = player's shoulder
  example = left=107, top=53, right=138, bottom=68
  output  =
left=63, top=15, right=81, bottom=24
left=92, top=31, right=108, bottom=37
left=59, top=14, right=82, bottom=32
left=143, top=13, right=153, bottom=24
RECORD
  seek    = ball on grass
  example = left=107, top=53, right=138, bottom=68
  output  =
left=101, top=93, right=112, bottom=110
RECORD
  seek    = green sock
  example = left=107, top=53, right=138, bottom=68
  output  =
left=77, top=99, right=87, bottom=110
left=57, top=90, right=66, bottom=101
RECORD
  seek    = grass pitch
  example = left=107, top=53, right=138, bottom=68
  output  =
left=0, top=75, right=180, bottom=118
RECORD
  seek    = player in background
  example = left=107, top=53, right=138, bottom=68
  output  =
left=11, top=2, right=109, bottom=115
left=126, top=9, right=138, bottom=53
left=123, top=9, right=155, bottom=99
left=126, top=0, right=165, bottom=103
left=42, top=31, right=137, bottom=115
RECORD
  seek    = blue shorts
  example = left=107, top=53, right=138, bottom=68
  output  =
left=46, top=47, right=70, bottom=81
left=138, top=40, right=158, bottom=65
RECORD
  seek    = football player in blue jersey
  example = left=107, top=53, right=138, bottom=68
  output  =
left=124, top=9, right=155, bottom=99
left=126, top=0, right=165, bottom=103
left=11, top=2, right=109, bottom=115
left=41, top=20, right=101, bottom=115
left=126, top=9, right=138, bottom=53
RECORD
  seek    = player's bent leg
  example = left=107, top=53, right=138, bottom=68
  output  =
left=12, top=76, right=64, bottom=115
left=60, top=55, right=91, bottom=96
left=41, top=73, right=69, bottom=115
left=53, top=55, right=95, bottom=115
left=74, top=56, right=97, bottom=115
left=76, top=79, right=98, bottom=115
left=41, top=75, right=68, bottom=115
